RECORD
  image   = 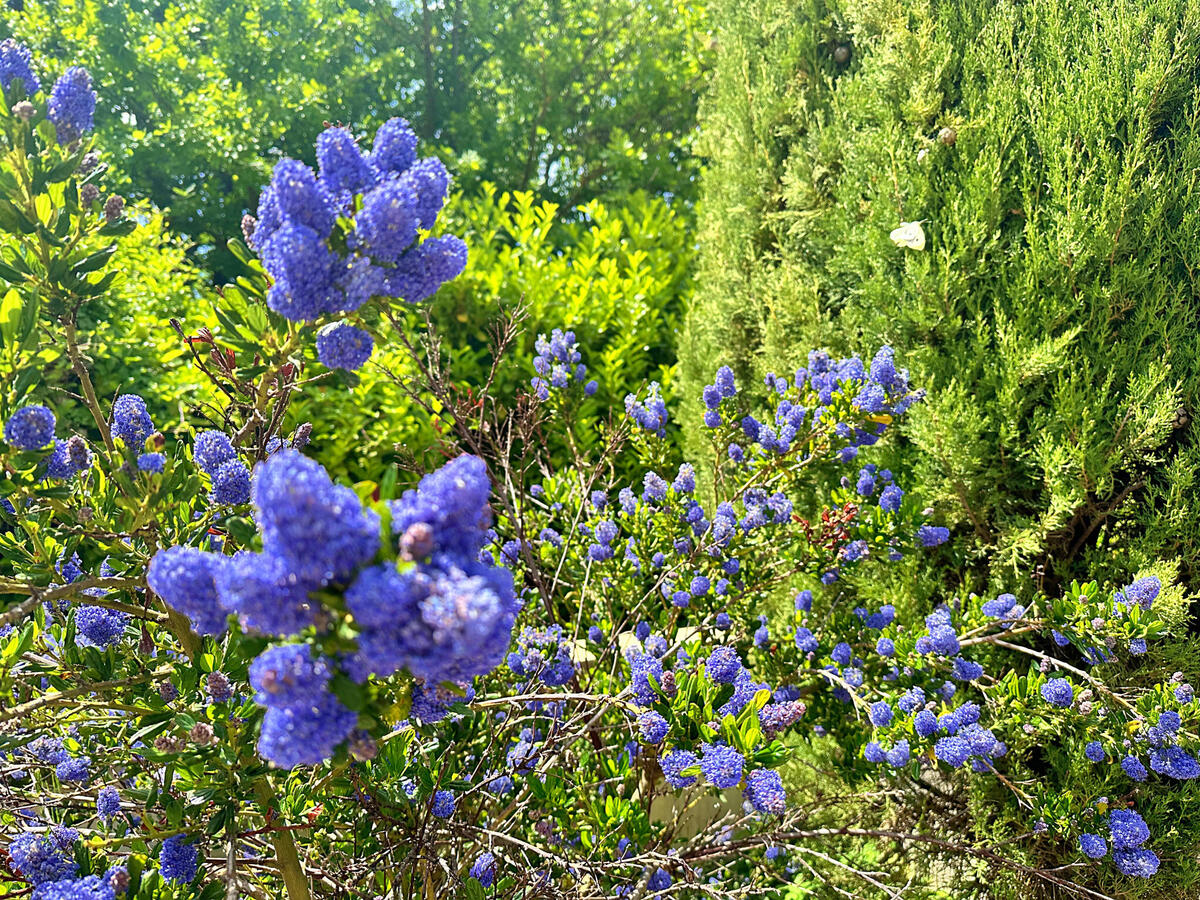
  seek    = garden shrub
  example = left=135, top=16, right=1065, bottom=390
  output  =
left=1, top=30, right=1198, bottom=900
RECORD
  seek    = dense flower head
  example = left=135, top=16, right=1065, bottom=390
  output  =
left=193, top=430, right=237, bottom=475
left=110, top=395, right=154, bottom=448
left=1109, top=809, right=1150, bottom=849
left=252, top=450, right=380, bottom=583
left=47, top=66, right=95, bottom=144
left=369, top=117, right=418, bottom=177
left=385, top=234, right=468, bottom=303
left=917, top=524, right=949, bottom=547
left=625, top=383, right=668, bottom=437
left=96, top=786, right=120, bottom=820
left=159, top=835, right=199, bottom=883
left=1114, top=576, right=1160, bottom=611
left=316, top=126, right=375, bottom=200
left=705, top=646, right=743, bottom=684
left=74, top=604, right=129, bottom=649
left=257, top=691, right=358, bottom=768
left=5, top=404, right=55, bottom=450
left=249, top=644, right=332, bottom=709
left=136, top=452, right=165, bottom=474
left=469, top=852, right=497, bottom=888
left=700, top=743, right=745, bottom=789
left=356, top=178, right=420, bottom=261
left=390, top=454, right=492, bottom=560
left=211, top=460, right=251, bottom=505
left=638, top=711, right=669, bottom=744
left=1079, top=833, right=1107, bottom=859
left=213, top=550, right=319, bottom=636
left=316, top=321, right=374, bottom=371
left=744, top=768, right=786, bottom=814
left=1041, top=678, right=1074, bottom=708
left=146, top=547, right=228, bottom=636
left=431, top=789, right=456, bottom=818
left=8, top=828, right=79, bottom=884
left=1114, top=848, right=1160, bottom=877
left=531, top=328, right=589, bottom=398
left=1085, top=741, right=1106, bottom=763
left=33, top=874, right=117, bottom=899
left=0, top=39, right=39, bottom=94
left=660, top=749, right=699, bottom=789
left=44, top=439, right=86, bottom=479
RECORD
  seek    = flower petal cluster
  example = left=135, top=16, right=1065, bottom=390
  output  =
left=47, top=67, right=95, bottom=144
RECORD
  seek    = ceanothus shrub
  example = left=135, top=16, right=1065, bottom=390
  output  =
left=0, top=40, right=1195, bottom=900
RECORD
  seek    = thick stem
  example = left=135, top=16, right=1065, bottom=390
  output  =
left=253, top=778, right=313, bottom=900
left=63, top=317, right=116, bottom=452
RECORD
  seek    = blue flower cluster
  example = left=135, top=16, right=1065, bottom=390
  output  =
left=625, top=383, right=668, bottom=436
left=47, top=66, right=96, bottom=145
left=508, top=624, right=576, bottom=686
left=149, top=451, right=515, bottom=767
left=316, top=321, right=374, bottom=371
left=1078, top=808, right=1159, bottom=877
left=159, top=834, right=199, bottom=883
left=3, top=402, right=93, bottom=479
left=531, top=328, right=597, bottom=399
left=0, top=39, right=39, bottom=94
left=249, top=120, right=466, bottom=331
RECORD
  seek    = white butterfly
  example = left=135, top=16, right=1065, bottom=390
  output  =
left=890, top=221, right=926, bottom=251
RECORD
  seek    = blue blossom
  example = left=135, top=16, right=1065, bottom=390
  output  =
left=795, top=590, right=813, bottom=612
left=647, top=868, right=672, bottom=892
left=1129, top=638, right=1147, bottom=655
left=469, top=852, right=496, bottom=888
left=4, top=404, right=55, bottom=450
left=700, top=743, right=744, bottom=789
left=0, top=40, right=39, bottom=94
left=869, top=701, right=893, bottom=727
left=47, top=67, right=96, bottom=144
left=8, top=829, right=78, bottom=884
left=913, top=709, right=938, bottom=738
left=214, top=551, right=319, bottom=636
left=369, top=118, right=418, bottom=178
left=136, top=452, right=165, bottom=474
left=625, top=383, right=668, bottom=437
left=96, top=786, right=120, bottom=820
left=316, top=321, right=374, bottom=370
left=32, top=874, right=116, bottom=899
left=316, top=127, right=375, bottom=200
left=146, top=546, right=229, bottom=636
left=110, top=395, right=153, bottom=447
left=660, top=749, right=698, bottom=788
left=1149, top=745, right=1200, bottom=779
left=249, top=643, right=332, bottom=709
left=253, top=450, right=380, bottom=583
left=885, top=740, right=910, bottom=767
left=357, top=178, right=420, bottom=261
left=1109, top=809, right=1150, bottom=849
left=831, top=642, right=851, bottom=666
left=159, top=835, right=199, bottom=883
left=638, top=711, right=669, bottom=744
left=878, top=484, right=903, bottom=513
left=75, top=604, right=129, bottom=649
left=1085, top=741, right=1106, bottom=763
left=1121, top=756, right=1148, bottom=782
left=211, top=460, right=251, bottom=505
left=928, top=625, right=960, bottom=656
left=744, top=769, right=786, bottom=815
left=934, top=735, right=971, bottom=768
left=193, top=431, right=236, bottom=475
left=385, top=235, right=468, bottom=303
left=1079, top=834, right=1107, bottom=859
left=706, top=646, right=742, bottom=684
left=794, top=627, right=818, bottom=654
left=55, top=756, right=90, bottom=782
left=1114, top=576, right=1161, bottom=611
left=430, top=789, right=456, bottom=818
left=917, top=525, right=949, bottom=547
left=390, top=454, right=492, bottom=560
left=257, top=692, right=358, bottom=768
left=953, top=657, right=983, bottom=681
left=1113, top=848, right=1159, bottom=877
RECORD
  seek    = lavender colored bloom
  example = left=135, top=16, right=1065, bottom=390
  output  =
left=56, top=756, right=90, bottom=783
left=211, top=460, right=251, bottom=505
left=706, top=646, right=743, bottom=684
left=96, top=786, right=121, bottom=819
left=743, top=769, right=786, bottom=814
left=136, top=452, right=165, bottom=474
left=160, top=834, right=199, bottom=883
left=146, top=546, right=228, bottom=636
left=253, top=450, right=380, bottom=583
left=193, top=431, right=237, bottom=475
left=47, top=67, right=95, bottom=143
left=638, top=711, right=669, bottom=745
left=700, top=743, right=744, bottom=789
left=1079, top=834, right=1107, bottom=859
left=0, top=40, right=39, bottom=94
left=1040, top=678, right=1073, bottom=708
left=660, top=749, right=699, bottom=788
left=625, top=383, right=669, bottom=437
left=4, top=404, right=55, bottom=450
left=431, top=789, right=455, bottom=818
left=878, top=484, right=903, bottom=513
left=469, top=851, right=497, bottom=887
left=8, top=829, right=78, bottom=884
left=1113, top=848, right=1159, bottom=877
left=75, top=604, right=129, bottom=649
left=110, top=395, right=154, bottom=447
left=917, top=524, right=949, bottom=547
left=316, top=321, right=374, bottom=370
left=257, top=692, right=358, bottom=768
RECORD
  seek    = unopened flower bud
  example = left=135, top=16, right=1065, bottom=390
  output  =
left=937, top=126, right=957, bottom=146
left=1079, top=702, right=1094, bottom=715
left=157, top=681, right=178, bottom=701
left=108, top=868, right=130, bottom=892
left=241, top=214, right=257, bottom=243
left=67, top=435, right=90, bottom=468
left=78, top=151, right=100, bottom=175
left=292, top=422, right=313, bottom=450
left=104, top=195, right=125, bottom=221
left=205, top=671, right=232, bottom=703
left=660, top=671, right=678, bottom=697
left=12, top=100, right=33, bottom=120
left=80, top=183, right=100, bottom=205
left=139, top=628, right=154, bottom=655
left=1038, top=658, right=1052, bottom=673
left=399, top=522, right=434, bottom=561
left=833, top=44, right=851, bottom=64
left=153, top=733, right=184, bottom=753
left=349, top=732, right=378, bottom=761
left=190, top=722, right=215, bottom=745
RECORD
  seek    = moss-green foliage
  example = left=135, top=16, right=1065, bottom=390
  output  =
left=286, top=187, right=693, bottom=481
left=682, top=0, right=1200, bottom=600
left=683, top=0, right=1200, bottom=893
